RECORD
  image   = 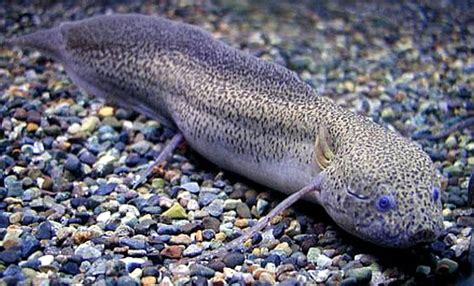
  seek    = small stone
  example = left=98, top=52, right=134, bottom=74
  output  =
left=285, top=220, right=301, bottom=236
left=26, top=122, right=38, bottom=132
left=340, top=277, right=357, bottom=286
left=35, top=221, right=53, bottom=240
left=415, top=265, right=431, bottom=278
left=181, top=182, right=200, bottom=193
left=79, top=151, right=97, bottom=165
left=223, top=199, right=240, bottom=210
left=38, top=255, right=54, bottom=266
left=310, top=269, right=330, bottom=283
left=205, top=201, right=224, bottom=217
left=65, top=155, right=81, bottom=174
left=73, top=230, right=94, bottom=244
left=81, top=116, right=100, bottom=132
left=222, top=252, right=245, bottom=268
left=160, top=245, right=183, bottom=259
left=0, top=249, right=21, bottom=263
left=157, top=224, right=179, bottom=235
left=21, top=233, right=40, bottom=257
left=170, top=234, right=193, bottom=245
left=381, top=107, right=395, bottom=120
left=151, top=178, right=165, bottom=189
left=236, top=202, right=252, bottom=218
left=202, top=217, right=221, bottom=232
left=445, top=135, right=457, bottom=148
left=190, top=264, right=215, bottom=278
left=98, top=106, right=114, bottom=118
left=120, top=257, right=145, bottom=273
left=183, top=244, right=203, bottom=257
left=259, top=272, right=276, bottom=284
left=96, top=211, right=111, bottom=223
left=436, top=258, right=458, bottom=274
left=62, top=261, right=80, bottom=275
left=316, top=255, right=332, bottom=268
left=95, top=183, right=117, bottom=195
left=117, top=275, right=138, bottom=286
left=141, top=276, right=157, bottom=286
left=120, top=238, right=147, bottom=249
left=131, top=141, right=151, bottom=155
left=307, top=247, right=321, bottom=264
left=162, top=203, right=187, bottom=219
left=345, top=267, right=372, bottom=284
left=274, top=242, right=292, bottom=256
left=75, top=243, right=102, bottom=260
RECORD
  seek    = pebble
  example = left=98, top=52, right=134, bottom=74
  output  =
left=98, top=106, right=114, bottom=118
left=183, top=244, right=203, bottom=257
left=160, top=245, right=183, bottom=259
left=222, top=252, right=245, bottom=268
left=306, top=247, right=321, bottom=264
left=190, top=264, right=215, bottom=278
left=436, top=258, right=458, bottom=274
left=161, top=203, right=187, bottom=219
left=316, top=254, right=332, bottom=268
left=35, top=221, right=53, bottom=239
left=74, top=243, right=102, bottom=260
left=345, top=267, right=372, bottom=284
left=181, top=182, right=200, bottom=193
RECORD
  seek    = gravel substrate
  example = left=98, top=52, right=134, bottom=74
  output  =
left=1, top=0, right=473, bottom=285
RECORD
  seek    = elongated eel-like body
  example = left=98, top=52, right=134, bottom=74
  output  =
left=7, top=14, right=444, bottom=248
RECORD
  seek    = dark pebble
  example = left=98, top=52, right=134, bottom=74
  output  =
left=251, top=232, right=263, bottom=245
left=202, top=229, right=215, bottom=241
left=222, top=252, right=245, bottom=268
left=190, top=264, right=216, bottom=278
left=125, top=153, right=141, bottom=167
left=263, top=254, right=281, bottom=266
left=207, top=260, right=226, bottom=272
left=22, top=258, right=41, bottom=270
left=119, top=238, right=147, bottom=249
left=79, top=151, right=97, bottom=165
left=0, top=212, right=9, bottom=228
left=62, top=261, right=80, bottom=275
left=180, top=221, right=202, bottom=234
left=117, top=275, right=139, bottom=286
left=272, top=222, right=285, bottom=238
left=64, top=155, right=82, bottom=174
left=36, top=220, right=53, bottom=239
left=26, top=110, right=41, bottom=124
left=142, top=266, right=160, bottom=277
left=192, top=276, right=209, bottom=286
left=202, top=217, right=221, bottom=232
left=236, top=202, right=252, bottom=218
left=71, top=197, right=101, bottom=209
left=13, top=108, right=27, bottom=120
left=0, top=248, right=21, bottom=263
left=95, top=183, right=117, bottom=196
left=157, top=225, right=179, bottom=235
left=135, top=220, right=156, bottom=235
left=340, top=277, right=358, bottom=286
left=21, top=233, right=41, bottom=257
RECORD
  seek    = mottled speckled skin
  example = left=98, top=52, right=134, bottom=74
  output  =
left=8, top=14, right=443, bottom=248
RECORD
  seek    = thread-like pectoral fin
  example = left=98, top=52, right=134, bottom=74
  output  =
left=315, top=125, right=334, bottom=170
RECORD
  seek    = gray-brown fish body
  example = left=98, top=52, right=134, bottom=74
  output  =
left=8, top=14, right=444, bottom=248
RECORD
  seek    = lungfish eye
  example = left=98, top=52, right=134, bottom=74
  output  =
left=432, top=187, right=440, bottom=202
left=376, top=195, right=394, bottom=212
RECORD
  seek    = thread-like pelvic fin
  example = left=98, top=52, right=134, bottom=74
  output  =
left=315, top=125, right=334, bottom=170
